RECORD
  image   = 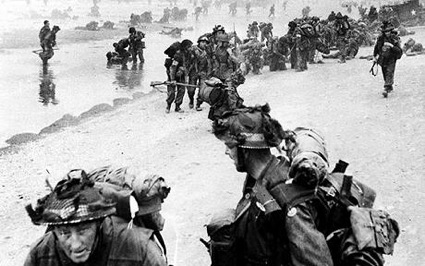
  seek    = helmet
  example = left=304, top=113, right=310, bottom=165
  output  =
left=25, top=169, right=116, bottom=226
left=132, top=174, right=170, bottom=215
left=212, top=104, right=286, bottom=149
left=197, top=35, right=209, bottom=43
left=380, top=20, right=395, bottom=32
left=52, top=25, right=60, bottom=32
left=213, top=25, right=225, bottom=34
left=129, top=27, right=136, bottom=34
left=181, top=39, right=193, bottom=49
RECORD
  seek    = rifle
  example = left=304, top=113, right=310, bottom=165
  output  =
left=369, top=60, right=378, bottom=76
left=150, top=80, right=198, bottom=88
left=32, top=48, right=59, bottom=54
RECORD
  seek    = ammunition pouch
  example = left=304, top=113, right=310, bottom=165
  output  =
left=321, top=173, right=376, bottom=208
left=349, top=206, right=399, bottom=255
left=206, top=209, right=237, bottom=266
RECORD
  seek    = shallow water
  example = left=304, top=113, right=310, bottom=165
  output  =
left=0, top=0, right=353, bottom=148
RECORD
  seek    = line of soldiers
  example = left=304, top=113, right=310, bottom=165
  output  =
left=106, top=27, right=146, bottom=67
left=163, top=25, right=242, bottom=116
left=240, top=11, right=379, bottom=76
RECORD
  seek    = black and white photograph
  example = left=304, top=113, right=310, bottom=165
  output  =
left=0, top=0, right=424, bottom=265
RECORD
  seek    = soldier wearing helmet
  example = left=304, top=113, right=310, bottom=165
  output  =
left=373, top=21, right=402, bottom=97
left=188, top=35, right=212, bottom=111
left=209, top=104, right=388, bottom=266
left=24, top=169, right=167, bottom=266
left=212, top=33, right=239, bottom=82
left=128, top=26, right=146, bottom=64
left=166, top=39, right=193, bottom=113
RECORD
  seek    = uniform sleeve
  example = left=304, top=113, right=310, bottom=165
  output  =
left=373, top=35, right=383, bottom=57
left=23, top=250, right=37, bottom=266
left=285, top=202, right=334, bottom=266
left=143, top=237, right=167, bottom=266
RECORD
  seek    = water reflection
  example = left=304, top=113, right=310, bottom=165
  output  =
left=39, top=65, right=58, bottom=106
left=112, top=62, right=144, bottom=90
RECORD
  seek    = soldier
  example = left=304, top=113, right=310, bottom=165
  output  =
left=294, top=23, right=310, bottom=72
left=212, top=34, right=239, bottom=81
left=165, top=39, right=193, bottom=113
left=269, top=36, right=286, bottom=71
left=106, top=39, right=131, bottom=65
left=247, top=21, right=259, bottom=38
left=286, top=21, right=298, bottom=69
left=24, top=169, right=167, bottom=266
left=39, top=25, right=60, bottom=65
left=189, top=36, right=211, bottom=111
left=210, top=104, right=398, bottom=266
left=128, top=27, right=145, bottom=64
left=39, top=20, right=50, bottom=50
left=260, top=22, right=273, bottom=43
left=334, top=12, right=350, bottom=63
left=245, top=1, right=252, bottom=15
left=269, top=4, right=275, bottom=18
left=373, top=21, right=402, bottom=97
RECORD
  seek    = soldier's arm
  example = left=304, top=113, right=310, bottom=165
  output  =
left=169, top=60, right=179, bottom=81
left=143, top=237, right=168, bottom=266
left=285, top=202, right=334, bottom=266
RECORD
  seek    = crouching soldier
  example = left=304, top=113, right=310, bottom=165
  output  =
left=24, top=169, right=167, bottom=266
left=207, top=104, right=399, bottom=266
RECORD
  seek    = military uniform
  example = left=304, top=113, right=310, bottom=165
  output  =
left=334, top=13, right=350, bottom=63
left=129, top=30, right=145, bottom=64
left=213, top=44, right=236, bottom=81
left=373, top=22, right=402, bottom=97
left=25, top=216, right=166, bottom=266
left=189, top=39, right=211, bottom=109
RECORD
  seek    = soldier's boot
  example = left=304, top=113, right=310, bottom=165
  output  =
left=165, top=103, right=171, bottom=113
left=175, top=105, right=184, bottom=113
left=382, top=85, right=393, bottom=98
left=195, top=102, right=203, bottom=111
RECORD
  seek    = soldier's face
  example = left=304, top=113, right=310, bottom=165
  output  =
left=199, top=41, right=207, bottom=48
left=54, top=221, right=98, bottom=263
left=225, top=145, right=245, bottom=172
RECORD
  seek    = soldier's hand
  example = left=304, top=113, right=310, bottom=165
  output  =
left=384, top=42, right=394, bottom=48
left=169, top=80, right=177, bottom=86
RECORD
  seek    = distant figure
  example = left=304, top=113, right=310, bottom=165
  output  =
left=194, top=6, right=202, bottom=21
left=245, top=2, right=252, bottom=15
left=39, top=20, right=50, bottom=49
left=39, top=25, right=60, bottom=65
left=158, top=8, right=171, bottom=23
left=269, top=4, right=275, bottom=18
left=229, top=1, right=237, bottom=15
left=282, top=0, right=288, bottom=10
left=90, top=4, right=101, bottom=17
left=302, top=5, right=311, bottom=18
